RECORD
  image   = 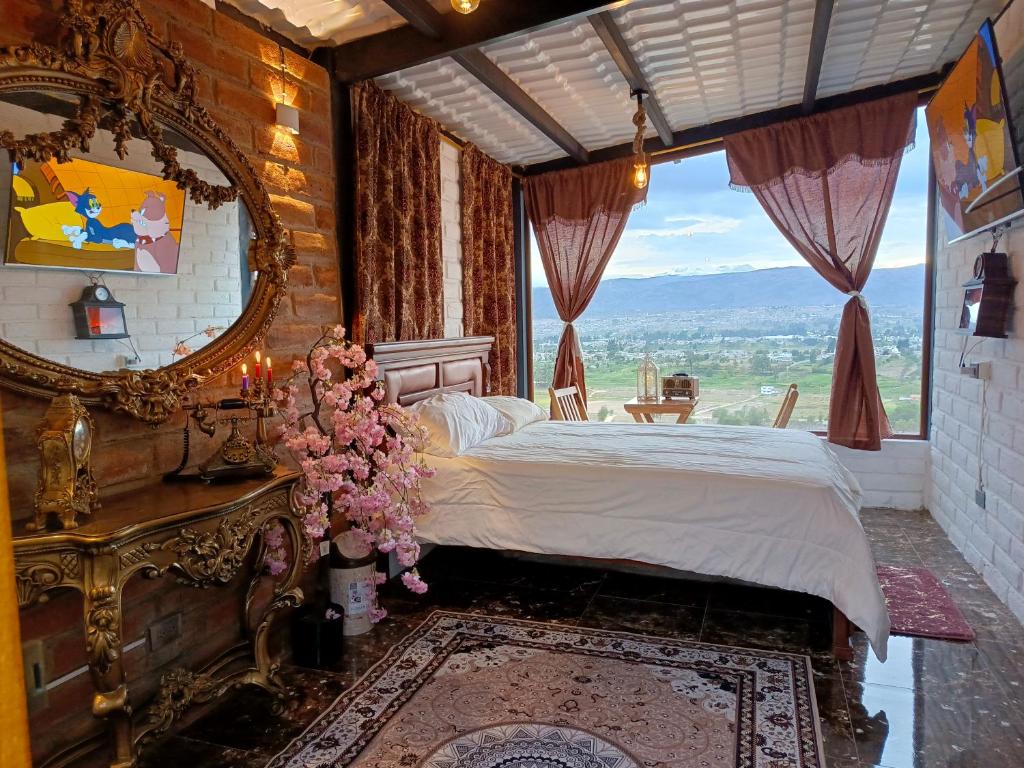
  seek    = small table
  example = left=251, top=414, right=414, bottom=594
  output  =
left=623, top=397, right=699, bottom=424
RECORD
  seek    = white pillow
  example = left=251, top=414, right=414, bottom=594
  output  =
left=408, top=391, right=512, bottom=457
left=483, top=396, right=548, bottom=432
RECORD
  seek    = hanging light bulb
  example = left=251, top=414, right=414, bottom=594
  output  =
left=632, top=155, right=649, bottom=189
left=451, top=0, right=480, bottom=13
left=631, top=89, right=649, bottom=190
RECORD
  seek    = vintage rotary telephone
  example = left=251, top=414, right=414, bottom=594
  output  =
left=164, top=379, right=278, bottom=482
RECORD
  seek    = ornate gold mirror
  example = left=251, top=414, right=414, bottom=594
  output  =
left=0, top=0, right=294, bottom=424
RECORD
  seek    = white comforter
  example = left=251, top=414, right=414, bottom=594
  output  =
left=417, top=420, right=890, bottom=660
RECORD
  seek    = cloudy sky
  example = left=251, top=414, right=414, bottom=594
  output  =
left=531, top=107, right=929, bottom=287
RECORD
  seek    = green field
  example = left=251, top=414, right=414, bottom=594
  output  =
left=532, top=306, right=923, bottom=434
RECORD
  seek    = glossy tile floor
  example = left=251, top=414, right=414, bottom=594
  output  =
left=147, top=508, right=1024, bottom=768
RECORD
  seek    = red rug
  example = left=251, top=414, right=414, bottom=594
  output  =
left=877, top=565, right=975, bottom=641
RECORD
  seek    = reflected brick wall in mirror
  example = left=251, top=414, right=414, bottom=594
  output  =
left=3, top=0, right=339, bottom=761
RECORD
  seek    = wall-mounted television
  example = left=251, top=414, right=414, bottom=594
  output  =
left=925, top=18, right=1024, bottom=244
left=996, top=0, right=1024, bottom=165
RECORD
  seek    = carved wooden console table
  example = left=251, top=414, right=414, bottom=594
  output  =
left=13, top=470, right=308, bottom=768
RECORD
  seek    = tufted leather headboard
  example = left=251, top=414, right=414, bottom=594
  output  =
left=368, top=337, right=494, bottom=406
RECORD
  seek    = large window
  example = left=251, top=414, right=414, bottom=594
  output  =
left=531, top=108, right=929, bottom=435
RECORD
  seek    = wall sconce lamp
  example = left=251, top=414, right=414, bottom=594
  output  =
left=451, top=0, right=480, bottom=14
left=275, top=44, right=300, bottom=135
left=276, top=102, right=300, bottom=135
left=631, top=89, right=649, bottom=190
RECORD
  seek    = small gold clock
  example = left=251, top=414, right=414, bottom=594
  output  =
left=29, top=394, right=100, bottom=531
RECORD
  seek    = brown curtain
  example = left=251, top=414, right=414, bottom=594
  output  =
left=353, top=81, right=443, bottom=344
left=724, top=92, right=917, bottom=450
left=461, top=144, right=517, bottom=396
left=525, top=157, right=647, bottom=406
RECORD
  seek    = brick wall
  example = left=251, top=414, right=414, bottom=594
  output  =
left=927, top=219, right=1024, bottom=624
left=828, top=439, right=927, bottom=511
left=441, top=140, right=464, bottom=338
left=4, top=0, right=339, bottom=762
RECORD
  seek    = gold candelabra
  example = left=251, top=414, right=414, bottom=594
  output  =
left=164, top=352, right=278, bottom=482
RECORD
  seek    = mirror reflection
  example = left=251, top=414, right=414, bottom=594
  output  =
left=0, top=91, right=255, bottom=373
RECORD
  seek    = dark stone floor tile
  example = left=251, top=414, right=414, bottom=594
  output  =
left=141, top=736, right=268, bottom=768
left=700, top=608, right=829, bottom=655
left=814, top=673, right=859, bottom=761
left=841, top=634, right=992, bottom=691
left=975, top=639, right=1024, bottom=700
left=707, top=582, right=830, bottom=621
left=577, top=595, right=703, bottom=639
left=177, top=666, right=346, bottom=753
left=846, top=679, right=1024, bottom=768
left=380, top=578, right=592, bottom=625
left=597, top=570, right=711, bottom=607
left=945, top=590, right=1023, bottom=643
left=867, top=531, right=924, bottom=566
left=417, top=546, right=606, bottom=595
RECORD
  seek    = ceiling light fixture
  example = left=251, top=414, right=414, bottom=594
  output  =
left=631, top=89, right=649, bottom=190
left=451, top=0, right=480, bottom=14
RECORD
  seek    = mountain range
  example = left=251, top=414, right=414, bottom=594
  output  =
left=531, top=265, right=925, bottom=319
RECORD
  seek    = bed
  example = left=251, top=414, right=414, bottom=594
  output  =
left=370, top=337, right=889, bottom=661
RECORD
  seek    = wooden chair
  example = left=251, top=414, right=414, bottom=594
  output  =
left=773, top=383, right=799, bottom=428
left=549, top=385, right=589, bottom=422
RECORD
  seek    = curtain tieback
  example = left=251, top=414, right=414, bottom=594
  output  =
left=846, top=290, right=868, bottom=310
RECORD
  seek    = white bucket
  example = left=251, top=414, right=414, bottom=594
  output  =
left=328, top=531, right=377, bottom=636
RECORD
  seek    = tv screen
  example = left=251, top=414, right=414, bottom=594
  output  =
left=926, top=19, right=1024, bottom=244
left=996, top=0, right=1024, bottom=163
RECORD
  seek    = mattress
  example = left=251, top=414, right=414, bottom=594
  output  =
left=417, top=420, right=890, bottom=660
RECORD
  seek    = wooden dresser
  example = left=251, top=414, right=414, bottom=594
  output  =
left=13, top=469, right=307, bottom=768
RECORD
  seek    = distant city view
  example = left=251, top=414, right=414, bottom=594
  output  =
left=532, top=280, right=923, bottom=434
left=530, top=116, right=929, bottom=435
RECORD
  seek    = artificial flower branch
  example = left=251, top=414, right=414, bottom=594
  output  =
left=264, top=326, right=433, bottom=621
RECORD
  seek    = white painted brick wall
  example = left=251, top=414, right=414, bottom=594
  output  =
left=927, top=218, right=1024, bottom=624
left=440, top=141, right=463, bottom=338
left=827, top=438, right=928, bottom=511
left=0, top=102, right=243, bottom=372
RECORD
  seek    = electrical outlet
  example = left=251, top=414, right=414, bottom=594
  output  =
left=976, top=488, right=987, bottom=509
left=22, top=640, right=47, bottom=711
left=148, top=613, right=181, bottom=652
left=117, top=353, right=143, bottom=369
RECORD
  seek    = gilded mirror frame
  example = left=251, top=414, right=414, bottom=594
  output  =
left=0, top=0, right=295, bottom=424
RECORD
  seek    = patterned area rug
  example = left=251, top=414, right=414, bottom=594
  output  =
left=269, top=612, right=826, bottom=768
left=877, top=565, right=976, bottom=641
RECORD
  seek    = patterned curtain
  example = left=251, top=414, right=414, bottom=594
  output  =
left=724, top=93, right=917, bottom=450
left=461, top=144, right=517, bottom=396
left=353, top=81, right=443, bottom=344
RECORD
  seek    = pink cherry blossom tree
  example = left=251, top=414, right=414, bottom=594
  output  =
left=264, top=326, right=433, bottom=619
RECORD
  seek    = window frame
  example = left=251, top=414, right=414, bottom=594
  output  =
left=519, top=140, right=934, bottom=441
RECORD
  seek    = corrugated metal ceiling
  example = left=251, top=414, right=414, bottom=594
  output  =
left=222, top=0, right=450, bottom=46
left=228, top=0, right=1008, bottom=165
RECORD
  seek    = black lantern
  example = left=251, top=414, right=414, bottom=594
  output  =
left=70, top=284, right=129, bottom=340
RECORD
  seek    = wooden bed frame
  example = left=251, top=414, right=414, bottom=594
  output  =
left=368, top=336, right=855, bottom=660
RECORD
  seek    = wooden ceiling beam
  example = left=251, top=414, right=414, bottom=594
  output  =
left=380, top=0, right=444, bottom=39
left=452, top=49, right=590, bottom=163
left=332, top=0, right=636, bottom=82
left=523, top=70, right=941, bottom=175
left=588, top=12, right=674, bottom=147
left=802, top=0, right=836, bottom=112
